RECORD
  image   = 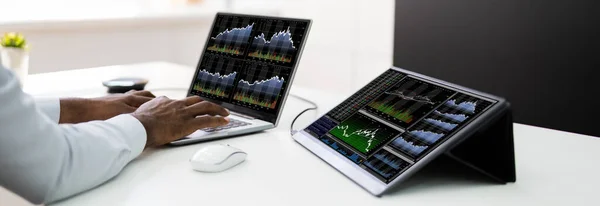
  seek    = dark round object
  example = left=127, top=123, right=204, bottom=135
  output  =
left=102, top=77, right=149, bottom=93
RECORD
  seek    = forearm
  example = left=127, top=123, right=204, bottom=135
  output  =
left=0, top=68, right=147, bottom=204
left=58, top=98, right=96, bottom=124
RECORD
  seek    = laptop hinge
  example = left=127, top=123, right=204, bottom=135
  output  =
left=230, top=111, right=256, bottom=120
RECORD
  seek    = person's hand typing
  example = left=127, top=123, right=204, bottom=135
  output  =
left=59, top=90, right=155, bottom=124
left=131, top=96, right=230, bottom=147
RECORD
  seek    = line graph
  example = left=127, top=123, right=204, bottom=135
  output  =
left=408, top=130, right=445, bottom=144
left=383, top=90, right=435, bottom=105
left=191, top=54, right=242, bottom=100
left=445, top=99, right=478, bottom=114
left=248, top=28, right=295, bottom=63
left=329, top=113, right=400, bottom=154
left=247, top=19, right=308, bottom=66
left=206, top=16, right=254, bottom=56
left=232, top=63, right=290, bottom=113
left=390, top=136, right=429, bottom=158
left=328, top=69, right=405, bottom=122
left=366, top=78, right=455, bottom=128
left=234, top=76, right=284, bottom=108
left=193, top=70, right=237, bottom=97
left=364, top=149, right=408, bottom=180
left=368, top=102, right=414, bottom=123
left=442, top=93, right=493, bottom=116
left=403, top=119, right=450, bottom=148
left=423, top=118, right=458, bottom=131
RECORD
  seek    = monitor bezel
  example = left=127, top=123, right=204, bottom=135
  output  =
left=293, top=66, right=510, bottom=196
left=186, top=12, right=312, bottom=125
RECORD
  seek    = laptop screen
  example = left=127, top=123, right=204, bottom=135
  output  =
left=188, top=13, right=311, bottom=123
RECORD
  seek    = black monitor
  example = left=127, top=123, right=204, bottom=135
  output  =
left=393, top=0, right=600, bottom=137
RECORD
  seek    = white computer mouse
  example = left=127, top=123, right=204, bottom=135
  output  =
left=189, top=144, right=247, bottom=172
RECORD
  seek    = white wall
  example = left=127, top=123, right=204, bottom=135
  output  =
left=277, top=0, right=395, bottom=94
left=1, top=0, right=394, bottom=95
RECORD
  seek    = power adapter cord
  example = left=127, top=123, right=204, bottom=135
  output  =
left=289, top=93, right=318, bottom=136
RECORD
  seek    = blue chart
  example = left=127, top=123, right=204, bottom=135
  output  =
left=373, top=153, right=404, bottom=170
left=305, top=116, right=338, bottom=138
left=233, top=64, right=289, bottom=112
left=431, top=93, right=494, bottom=125
left=390, top=136, right=428, bottom=158
left=408, top=130, right=445, bottom=144
left=389, top=93, right=493, bottom=160
left=364, top=149, right=408, bottom=180
left=320, top=136, right=363, bottom=164
left=235, top=76, right=284, bottom=108
left=207, top=16, right=254, bottom=55
left=423, top=118, right=458, bottom=131
left=192, top=55, right=242, bottom=99
left=248, top=28, right=296, bottom=63
left=247, top=20, right=308, bottom=65
left=444, top=99, right=477, bottom=114
left=193, top=70, right=237, bottom=98
left=433, top=110, right=468, bottom=123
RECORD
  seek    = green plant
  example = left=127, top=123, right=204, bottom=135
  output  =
left=1, top=32, right=28, bottom=49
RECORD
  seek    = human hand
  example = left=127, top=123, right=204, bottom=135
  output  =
left=59, top=90, right=155, bottom=124
left=131, top=96, right=230, bottom=147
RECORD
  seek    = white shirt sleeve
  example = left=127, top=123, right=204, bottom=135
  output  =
left=0, top=67, right=147, bottom=204
left=34, top=97, right=60, bottom=123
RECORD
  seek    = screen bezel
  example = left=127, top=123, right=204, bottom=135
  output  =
left=186, top=12, right=312, bottom=125
left=293, top=66, right=510, bottom=196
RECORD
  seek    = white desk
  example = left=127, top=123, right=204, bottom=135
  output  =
left=10, top=62, right=600, bottom=205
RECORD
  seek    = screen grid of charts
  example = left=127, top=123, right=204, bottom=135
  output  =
left=304, top=69, right=496, bottom=183
left=190, top=14, right=309, bottom=114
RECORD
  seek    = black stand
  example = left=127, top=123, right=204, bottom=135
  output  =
left=443, top=108, right=517, bottom=183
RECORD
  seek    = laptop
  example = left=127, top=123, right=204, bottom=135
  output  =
left=170, top=13, right=312, bottom=146
left=293, top=67, right=511, bottom=196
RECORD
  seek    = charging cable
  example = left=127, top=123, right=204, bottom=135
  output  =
left=289, top=93, right=319, bottom=136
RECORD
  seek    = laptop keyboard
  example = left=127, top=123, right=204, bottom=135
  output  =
left=201, top=118, right=251, bottom=132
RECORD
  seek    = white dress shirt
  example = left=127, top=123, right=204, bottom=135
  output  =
left=0, top=66, right=147, bottom=204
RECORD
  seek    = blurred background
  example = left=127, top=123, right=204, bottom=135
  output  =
left=0, top=1, right=393, bottom=205
left=0, top=0, right=394, bottom=95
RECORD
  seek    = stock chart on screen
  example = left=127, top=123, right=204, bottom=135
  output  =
left=206, top=16, right=254, bottom=56
left=191, top=54, right=243, bottom=100
left=247, top=19, right=307, bottom=66
left=365, top=78, right=455, bottom=128
left=232, top=63, right=289, bottom=112
left=190, top=14, right=310, bottom=115
left=303, top=69, right=497, bottom=183
left=328, top=112, right=400, bottom=155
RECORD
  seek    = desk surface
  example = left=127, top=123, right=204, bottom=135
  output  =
left=17, top=62, right=600, bottom=205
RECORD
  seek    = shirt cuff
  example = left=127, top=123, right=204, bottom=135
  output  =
left=104, top=114, right=147, bottom=160
left=35, top=97, right=61, bottom=123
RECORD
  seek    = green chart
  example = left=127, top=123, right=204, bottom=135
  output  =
left=329, top=113, right=400, bottom=154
